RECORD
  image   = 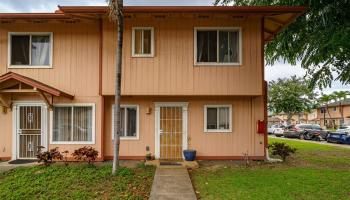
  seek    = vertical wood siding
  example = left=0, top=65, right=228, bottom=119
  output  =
left=102, top=16, right=263, bottom=96
left=0, top=22, right=100, bottom=97
left=104, top=96, right=265, bottom=157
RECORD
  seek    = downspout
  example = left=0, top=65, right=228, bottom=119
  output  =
left=99, top=18, right=105, bottom=160
left=261, top=16, right=268, bottom=160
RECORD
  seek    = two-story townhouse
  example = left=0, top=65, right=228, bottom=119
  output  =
left=0, top=6, right=305, bottom=161
left=317, top=98, right=350, bottom=128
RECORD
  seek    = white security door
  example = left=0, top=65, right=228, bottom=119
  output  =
left=15, top=104, right=47, bottom=159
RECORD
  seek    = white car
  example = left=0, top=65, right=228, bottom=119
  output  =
left=268, top=125, right=284, bottom=136
left=336, top=125, right=350, bottom=134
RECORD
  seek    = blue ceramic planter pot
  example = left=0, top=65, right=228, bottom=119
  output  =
left=183, top=150, right=196, bottom=161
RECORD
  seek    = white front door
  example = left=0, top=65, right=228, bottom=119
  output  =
left=155, top=103, right=188, bottom=160
left=13, top=103, right=48, bottom=159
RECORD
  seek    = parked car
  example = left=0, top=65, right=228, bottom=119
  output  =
left=336, top=125, right=350, bottom=134
left=283, top=124, right=328, bottom=140
left=268, top=124, right=284, bottom=136
left=327, top=132, right=350, bottom=144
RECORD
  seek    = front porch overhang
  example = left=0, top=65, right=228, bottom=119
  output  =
left=0, top=72, right=74, bottom=110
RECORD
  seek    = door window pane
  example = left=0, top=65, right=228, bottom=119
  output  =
left=31, top=35, right=50, bottom=65
left=11, top=35, right=30, bottom=65
left=207, top=108, right=217, bottom=129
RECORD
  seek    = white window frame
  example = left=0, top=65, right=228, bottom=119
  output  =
left=112, top=104, right=140, bottom=140
left=50, top=103, right=96, bottom=145
left=194, top=27, right=242, bottom=66
left=204, top=104, right=232, bottom=133
left=131, top=27, right=154, bottom=57
left=8, top=32, right=53, bottom=69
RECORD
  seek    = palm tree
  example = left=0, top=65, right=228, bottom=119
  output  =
left=108, top=0, right=124, bottom=175
left=332, top=91, right=350, bottom=125
left=319, top=94, right=335, bottom=129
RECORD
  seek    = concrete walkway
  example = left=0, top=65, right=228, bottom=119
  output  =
left=149, top=166, right=197, bottom=200
left=0, top=161, right=38, bottom=173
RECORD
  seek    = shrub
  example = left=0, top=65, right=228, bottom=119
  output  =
left=72, top=146, right=99, bottom=164
left=268, top=142, right=297, bottom=161
left=36, top=146, right=63, bottom=166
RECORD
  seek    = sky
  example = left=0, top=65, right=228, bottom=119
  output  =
left=1, top=0, right=349, bottom=94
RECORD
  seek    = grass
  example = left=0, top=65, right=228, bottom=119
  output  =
left=0, top=162, right=155, bottom=200
left=191, top=138, right=350, bottom=200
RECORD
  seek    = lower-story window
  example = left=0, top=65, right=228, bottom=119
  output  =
left=112, top=105, right=139, bottom=140
left=204, top=105, right=232, bottom=132
left=52, top=104, right=95, bottom=144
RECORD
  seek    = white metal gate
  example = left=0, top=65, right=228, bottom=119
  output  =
left=15, top=105, right=46, bottom=159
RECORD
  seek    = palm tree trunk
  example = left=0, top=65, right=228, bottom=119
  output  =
left=287, top=113, right=293, bottom=125
left=340, top=102, right=344, bottom=125
left=111, top=0, right=124, bottom=175
left=326, top=106, right=333, bottom=129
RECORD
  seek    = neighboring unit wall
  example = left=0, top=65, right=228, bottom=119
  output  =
left=0, top=21, right=103, bottom=159
left=0, top=94, right=103, bottom=160
left=103, top=96, right=265, bottom=159
left=0, top=21, right=100, bottom=97
left=102, top=16, right=263, bottom=96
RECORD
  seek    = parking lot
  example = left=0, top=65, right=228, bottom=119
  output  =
left=269, top=135, right=350, bottom=149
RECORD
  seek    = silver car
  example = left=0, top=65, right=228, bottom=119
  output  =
left=336, top=125, right=350, bottom=134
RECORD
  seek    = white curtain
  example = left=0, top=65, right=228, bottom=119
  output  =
left=53, top=107, right=72, bottom=141
left=73, top=107, right=92, bottom=141
left=31, top=35, right=50, bottom=65
left=53, top=106, right=92, bottom=142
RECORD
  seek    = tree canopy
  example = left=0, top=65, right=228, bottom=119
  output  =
left=215, top=0, right=350, bottom=89
left=268, top=76, right=317, bottom=122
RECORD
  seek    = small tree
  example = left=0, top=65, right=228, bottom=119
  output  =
left=108, top=0, right=124, bottom=175
left=269, top=142, right=296, bottom=162
left=268, top=76, right=317, bottom=124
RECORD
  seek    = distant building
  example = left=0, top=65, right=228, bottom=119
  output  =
left=317, top=98, right=350, bottom=128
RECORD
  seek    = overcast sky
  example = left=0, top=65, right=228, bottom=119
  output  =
left=1, top=0, right=349, bottom=93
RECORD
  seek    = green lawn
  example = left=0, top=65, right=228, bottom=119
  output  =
left=191, top=138, right=350, bottom=200
left=0, top=163, right=155, bottom=200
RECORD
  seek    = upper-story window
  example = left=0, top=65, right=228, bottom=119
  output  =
left=132, top=27, right=154, bottom=57
left=9, top=33, right=52, bottom=68
left=194, top=28, right=241, bottom=65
